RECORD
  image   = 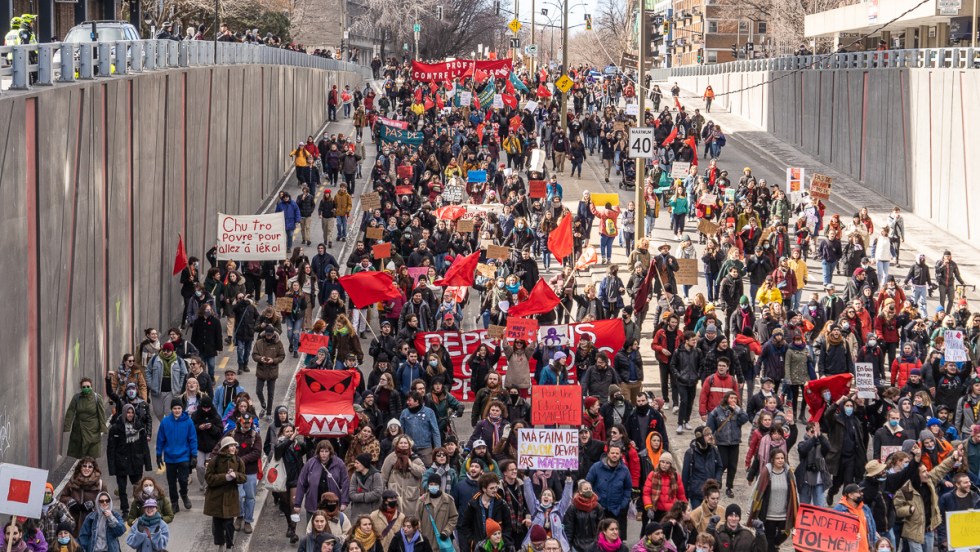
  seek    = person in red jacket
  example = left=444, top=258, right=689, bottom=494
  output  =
left=328, top=85, right=339, bottom=121
left=874, top=298, right=902, bottom=367
left=890, top=343, right=922, bottom=388
left=652, top=314, right=684, bottom=409
left=642, top=451, right=687, bottom=521
left=699, top=358, right=740, bottom=419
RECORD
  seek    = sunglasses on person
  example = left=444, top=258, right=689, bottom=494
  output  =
left=98, top=498, right=110, bottom=504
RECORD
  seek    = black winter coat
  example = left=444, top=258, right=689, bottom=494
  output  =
left=563, top=503, right=605, bottom=552
left=191, top=406, right=224, bottom=453
left=106, top=416, right=152, bottom=477
left=191, top=314, right=224, bottom=358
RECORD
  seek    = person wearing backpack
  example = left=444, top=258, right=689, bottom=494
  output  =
left=599, top=265, right=627, bottom=317
left=589, top=201, right=621, bottom=264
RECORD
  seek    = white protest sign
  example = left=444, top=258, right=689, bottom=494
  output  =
left=945, top=329, right=969, bottom=362
left=528, top=148, right=546, bottom=173
left=880, top=445, right=902, bottom=462
left=217, top=212, right=288, bottom=260
left=670, top=161, right=692, bottom=180
left=459, top=91, right=472, bottom=107
left=524, top=100, right=539, bottom=112
left=0, top=464, right=49, bottom=518
left=855, top=362, right=876, bottom=398
left=517, top=428, right=579, bottom=470
left=493, top=94, right=504, bottom=109
left=625, top=103, right=639, bottom=116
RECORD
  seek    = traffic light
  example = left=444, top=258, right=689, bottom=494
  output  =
left=437, top=5, right=443, bottom=20
left=662, top=20, right=669, bottom=34
left=585, top=14, right=592, bottom=30
left=697, top=49, right=703, bottom=64
left=731, top=44, right=737, bottom=58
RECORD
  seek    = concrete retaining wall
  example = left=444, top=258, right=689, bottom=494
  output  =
left=0, top=64, right=363, bottom=468
left=668, top=67, right=980, bottom=241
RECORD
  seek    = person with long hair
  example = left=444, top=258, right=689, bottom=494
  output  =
left=748, top=449, right=798, bottom=552
left=589, top=518, right=628, bottom=552
left=330, top=314, right=363, bottom=369
left=346, top=515, right=384, bottom=552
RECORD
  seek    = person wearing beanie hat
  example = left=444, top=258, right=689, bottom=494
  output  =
left=347, top=449, right=383, bottom=521
left=583, top=396, right=606, bottom=441
left=106, top=399, right=153, bottom=514
left=146, top=336, right=188, bottom=421
left=204, top=427, right=246, bottom=548
left=156, top=391, right=196, bottom=513
left=891, top=342, right=922, bottom=389
left=529, top=524, right=548, bottom=544
left=418, top=467, right=456, bottom=548
left=480, top=518, right=505, bottom=551
left=52, top=520, right=78, bottom=549
left=642, top=450, right=686, bottom=520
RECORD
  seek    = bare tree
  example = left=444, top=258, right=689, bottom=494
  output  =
left=139, top=0, right=291, bottom=39
left=713, top=0, right=846, bottom=55
left=592, top=0, right=633, bottom=62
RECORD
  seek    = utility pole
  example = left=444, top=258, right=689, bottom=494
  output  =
left=634, top=0, right=646, bottom=239
left=559, top=0, right=569, bottom=133
left=531, top=0, right=536, bottom=72
left=973, top=0, right=978, bottom=48
left=414, top=5, right=420, bottom=59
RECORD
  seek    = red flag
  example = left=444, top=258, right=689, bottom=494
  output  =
left=474, top=69, right=489, bottom=83
left=435, top=205, right=467, bottom=220
left=536, top=84, right=551, bottom=98
left=414, top=87, right=423, bottom=104
left=339, top=271, right=404, bottom=309
left=434, top=251, right=481, bottom=287
left=428, top=82, right=438, bottom=94
left=662, top=125, right=678, bottom=147
left=674, top=96, right=682, bottom=110
left=575, top=246, right=598, bottom=271
left=685, top=135, right=698, bottom=167
left=547, top=213, right=573, bottom=261
left=803, top=374, right=853, bottom=423
left=632, top=260, right=657, bottom=314
left=509, top=114, right=522, bottom=130
left=501, top=93, right=518, bottom=109
left=172, top=234, right=188, bottom=276
left=473, top=94, right=481, bottom=110
left=508, top=279, right=561, bottom=317
left=476, top=123, right=485, bottom=145
left=505, top=76, right=516, bottom=95
left=436, top=94, right=445, bottom=109
left=424, top=98, right=435, bottom=111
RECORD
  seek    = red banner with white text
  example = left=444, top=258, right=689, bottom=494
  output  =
left=414, top=319, right=625, bottom=401
left=411, top=59, right=514, bottom=82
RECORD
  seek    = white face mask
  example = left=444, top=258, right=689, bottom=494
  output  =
left=143, top=485, right=154, bottom=495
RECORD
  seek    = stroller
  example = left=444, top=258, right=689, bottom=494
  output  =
left=619, top=158, right=636, bottom=190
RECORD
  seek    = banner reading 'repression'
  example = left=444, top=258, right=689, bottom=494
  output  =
left=216, top=212, right=287, bottom=260
left=414, top=319, right=625, bottom=401
left=411, top=59, right=513, bottom=82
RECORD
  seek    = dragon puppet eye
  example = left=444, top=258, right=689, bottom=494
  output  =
left=304, top=373, right=354, bottom=394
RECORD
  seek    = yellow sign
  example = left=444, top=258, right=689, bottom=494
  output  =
left=555, top=74, right=574, bottom=93
left=947, top=510, right=980, bottom=549
left=508, top=19, right=522, bottom=34
left=590, top=193, right=620, bottom=207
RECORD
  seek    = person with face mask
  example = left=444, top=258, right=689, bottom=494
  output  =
left=105, top=403, right=153, bottom=514
left=872, top=410, right=909, bottom=464
left=38, top=483, right=75, bottom=545
left=416, top=472, right=458, bottom=549
left=824, top=394, right=868, bottom=504
left=189, top=301, right=223, bottom=380
left=893, top=445, right=962, bottom=552
left=829, top=483, right=877, bottom=552
left=63, top=378, right=108, bottom=460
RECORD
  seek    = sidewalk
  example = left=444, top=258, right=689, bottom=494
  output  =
left=669, top=84, right=980, bottom=300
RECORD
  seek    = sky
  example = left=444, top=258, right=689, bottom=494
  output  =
left=510, top=0, right=599, bottom=39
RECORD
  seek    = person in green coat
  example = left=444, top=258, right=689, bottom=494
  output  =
left=63, top=377, right=107, bottom=458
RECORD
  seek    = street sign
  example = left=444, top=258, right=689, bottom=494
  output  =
left=628, top=127, right=655, bottom=158
left=508, top=18, right=523, bottom=34
left=526, top=44, right=538, bottom=55
left=554, top=74, right=574, bottom=93
left=511, top=38, right=520, bottom=48
left=746, top=42, right=754, bottom=51
left=938, top=0, right=961, bottom=15
left=413, top=23, right=421, bottom=33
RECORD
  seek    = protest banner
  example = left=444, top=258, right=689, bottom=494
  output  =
left=529, top=180, right=547, bottom=198
left=590, top=193, right=620, bottom=207
left=442, top=183, right=465, bottom=203
left=880, top=445, right=902, bottom=462
left=275, top=296, right=293, bottom=314
left=613, top=122, right=625, bottom=133
left=531, top=385, right=582, bottom=426
left=492, top=94, right=504, bottom=109
left=378, top=125, right=425, bottom=146
left=299, top=333, right=330, bottom=355
left=216, top=213, right=287, bottom=260
left=396, top=165, right=413, bottom=179
left=675, top=258, right=699, bottom=285
left=372, top=242, right=392, bottom=259
left=625, top=103, right=639, bottom=116
left=395, top=185, right=414, bottom=195
left=415, top=319, right=625, bottom=400
left=487, top=325, right=506, bottom=339
left=698, top=194, right=717, bottom=206
left=786, top=167, right=805, bottom=193
left=810, top=174, right=833, bottom=201
left=855, top=362, right=876, bottom=398
left=457, top=219, right=475, bottom=233
left=378, top=116, right=409, bottom=130
left=524, top=100, right=539, bottom=112
left=360, top=192, right=382, bottom=211
left=365, top=227, right=384, bottom=240
left=793, top=504, right=860, bottom=552
left=506, top=317, right=539, bottom=342
left=945, top=329, right=969, bottom=362
left=946, top=509, right=980, bottom=549
left=407, top=267, right=429, bottom=286
left=487, top=244, right=511, bottom=259
left=669, top=162, right=691, bottom=180
left=459, top=91, right=472, bottom=107
left=467, top=170, right=488, bottom=183
left=0, top=464, right=49, bottom=518
left=517, top=428, right=579, bottom=470
left=410, top=58, right=512, bottom=81
left=697, top=219, right=719, bottom=236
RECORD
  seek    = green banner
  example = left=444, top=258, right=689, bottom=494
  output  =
left=379, top=123, right=425, bottom=146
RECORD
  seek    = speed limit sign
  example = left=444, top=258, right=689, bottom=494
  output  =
left=628, top=127, right=655, bottom=158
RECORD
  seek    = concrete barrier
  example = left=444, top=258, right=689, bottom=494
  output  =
left=0, top=63, right=364, bottom=468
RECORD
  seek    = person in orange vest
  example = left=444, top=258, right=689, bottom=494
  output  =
left=703, top=85, right=715, bottom=113
left=833, top=483, right=878, bottom=552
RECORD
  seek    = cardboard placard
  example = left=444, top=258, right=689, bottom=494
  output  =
left=879, top=445, right=902, bottom=462
left=372, top=242, right=392, bottom=259
left=786, top=167, right=805, bottom=193
left=442, top=184, right=465, bottom=203
left=669, top=161, right=691, bottom=180
left=793, top=505, right=860, bottom=552
left=809, top=173, right=832, bottom=201
left=298, top=333, right=330, bottom=355
left=724, top=188, right=736, bottom=202
left=529, top=180, right=547, bottom=198
left=698, top=193, right=717, bottom=206
left=360, top=192, right=381, bottom=211
left=613, top=122, right=625, bottom=133
left=487, top=244, right=511, bottom=259
left=531, top=384, right=582, bottom=426
left=487, top=325, right=507, bottom=339
left=675, top=258, right=698, bottom=285
left=275, top=296, right=293, bottom=313
left=697, top=218, right=719, bottom=236
left=517, top=428, right=579, bottom=470
left=947, top=510, right=980, bottom=550
left=395, top=185, right=414, bottom=195
left=759, top=226, right=774, bottom=244
left=457, top=219, right=475, bottom=233
left=506, top=317, right=539, bottom=342
left=476, top=263, right=496, bottom=279
left=396, top=165, right=413, bottom=179
left=365, top=227, right=384, bottom=240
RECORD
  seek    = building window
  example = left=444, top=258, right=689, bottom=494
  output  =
left=707, top=20, right=718, bottom=33
left=757, top=22, right=767, bottom=34
left=707, top=50, right=718, bottom=63
left=738, top=20, right=749, bottom=33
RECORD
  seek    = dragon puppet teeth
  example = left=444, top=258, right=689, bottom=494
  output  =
left=301, top=414, right=355, bottom=435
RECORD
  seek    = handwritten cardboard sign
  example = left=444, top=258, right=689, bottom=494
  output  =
left=809, top=174, right=832, bottom=201
left=945, top=329, right=969, bottom=362
left=506, top=317, right=539, bottom=342
left=517, top=428, right=579, bottom=470
left=529, top=180, right=547, bottom=198
left=669, top=161, right=691, bottom=180
left=372, top=242, right=392, bottom=259
left=698, top=193, right=717, bottom=206
left=531, top=384, right=582, bottom=426
left=487, top=244, right=511, bottom=259
left=457, top=219, right=475, bottom=233
left=697, top=218, right=719, bottom=236
left=275, top=296, right=293, bottom=314
left=365, top=227, right=384, bottom=240
left=855, top=362, right=875, bottom=399
left=487, top=325, right=506, bottom=339
left=476, top=263, right=496, bottom=279
left=675, top=258, right=698, bottom=285
left=793, top=505, right=860, bottom=552
left=360, top=192, right=381, bottom=211
left=298, top=333, right=330, bottom=355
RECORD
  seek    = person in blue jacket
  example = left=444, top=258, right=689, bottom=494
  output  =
left=586, top=443, right=633, bottom=534
left=125, top=498, right=170, bottom=551
left=79, top=491, right=127, bottom=552
left=275, top=192, right=302, bottom=250
left=399, top=391, right=442, bottom=464
left=156, top=399, right=198, bottom=513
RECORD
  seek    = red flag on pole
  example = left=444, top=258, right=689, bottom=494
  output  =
left=803, top=374, right=854, bottom=422
left=414, top=87, right=423, bottom=104
left=685, top=135, right=698, bottom=167
left=339, top=271, right=404, bottom=309
left=428, top=82, right=439, bottom=94
left=661, top=125, right=678, bottom=147
left=501, top=93, right=518, bottom=109
left=507, top=279, right=561, bottom=317
left=436, top=94, right=445, bottom=109
left=536, top=84, right=552, bottom=98
left=172, top=234, right=188, bottom=276
left=505, top=76, right=516, bottom=95
left=424, top=98, right=435, bottom=111
left=547, top=213, right=573, bottom=261
left=476, top=123, right=485, bottom=145
left=433, top=251, right=481, bottom=287
left=674, top=96, right=682, bottom=110
left=632, top=260, right=657, bottom=314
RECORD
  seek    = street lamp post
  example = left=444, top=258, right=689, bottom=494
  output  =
left=559, top=0, right=569, bottom=133
left=634, top=0, right=647, bottom=239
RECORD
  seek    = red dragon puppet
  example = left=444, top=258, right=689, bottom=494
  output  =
left=294, top=369, right=361, bottom=437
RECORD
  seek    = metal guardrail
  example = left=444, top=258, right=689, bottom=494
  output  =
left=0, top=39, right=373, bottom=91
left=661, top=47, right=980, bottom=77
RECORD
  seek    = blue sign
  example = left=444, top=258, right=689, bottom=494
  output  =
left=467, top=170, right=487, bottom=183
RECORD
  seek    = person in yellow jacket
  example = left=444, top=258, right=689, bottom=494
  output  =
left=755, top=276, right=783, bottom=308
left=410, top=101, right=425, bottom=117
left=4, top=17, right=21, bottom=64
left=786, top=246, right=808, bottom=310
left=444, top=159, right=463, bottom=180
left=334, top=187, right=352, bottom=242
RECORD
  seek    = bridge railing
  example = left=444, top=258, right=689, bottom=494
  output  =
left=0, top=39, right=373, bottom=91
left=661, top=47, right=980, bottom=77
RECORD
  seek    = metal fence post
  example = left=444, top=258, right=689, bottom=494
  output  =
left=98, top=42, right=112, bottom=76
left=36, top=44, right=53, bottom=85
left=131, top=42, right=143, bottom=72
left=115, top=42, right=128, bottom=75
left=10, top=46, right=29, bottom=89
left=78, top=43, right=94, bottom=79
